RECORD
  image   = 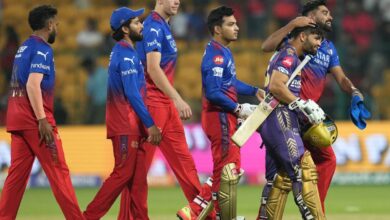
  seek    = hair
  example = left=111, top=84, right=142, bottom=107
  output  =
left=207, top=6, right=234, bottom=36
left=301, top=0, right=327, bottom=16
left=290, top=25, right=324, bottom=40
left=112, top=19, right=132, bottom=41
left=28, top=5, right=58, bottom=31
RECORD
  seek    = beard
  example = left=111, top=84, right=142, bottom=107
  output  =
left=318, top=20, right=332, bottom=32
left=48, top=30, right=56, bottom=44
left=129, top=29, right=143, bottom=42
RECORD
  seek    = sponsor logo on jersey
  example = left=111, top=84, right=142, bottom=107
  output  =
left=212, top=67, right=224, bottom=77
left=31, top=63, right=50, bottom=71
left=282, top=56, right=293, bottom=68
left=277, top=66, right=289, bottom=74
left=37, top=51, right=49, bottom=61
left=213, top=55, right=224, bottom=65
left=121, top=68, right=138, bottom=75
left=286, top=48, right=295, bottom=55
left=15, top=46, right=28, bottom=58
left=124, top=57, right=135, bottom=65
left=147, top=39, right=161, bottom=48
left=150, top=28, right=161, bottom=36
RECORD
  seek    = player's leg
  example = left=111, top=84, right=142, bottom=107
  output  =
left=159, top=104, right=201, bottom=201
left=204, top=112, right=241, bottom=220
left=126, top=141, right=149, bottom=220
left=0, top=131, right=35, bottom=219
left=305, top=143, right=336, bottom=212
left=24, top=128, right=84, bottom=220
left=118, top=142, right=156, bottom=220
left=83, top=135, right=139, bottom=219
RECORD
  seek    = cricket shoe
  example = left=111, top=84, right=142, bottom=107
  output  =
left=177, top=205, right=217, bottom=220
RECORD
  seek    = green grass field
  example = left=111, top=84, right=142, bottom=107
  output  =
left=3, top=185, right=390, bottom=219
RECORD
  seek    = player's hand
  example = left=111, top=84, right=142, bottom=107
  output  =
left=38, top=118, right=54, bottom=145
left=290, top=16, right=316, bottom=28
left=173, top=98, right=192, bottom=120
left=235, top=103, right=256, bottom=119
left=147, top=125, right=162, bottom=146
left=256, top=89, right=265, bottom=102
left=289, top=98, right=325, bottom=124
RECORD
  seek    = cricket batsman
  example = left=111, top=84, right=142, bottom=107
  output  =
left=83, top=7, right=162, bottom=220
left=0, top=5, right=85, bottom=219
left=118, top=0, right=214, bottom=219
left=257, top=1, right=371, bottom=217
left=258, top=25, right=326, bottom=220
left=189, top=6, right=263, bottom=220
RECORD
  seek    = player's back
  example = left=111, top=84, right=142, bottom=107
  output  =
left=201, top=40, right=238, bottom=112
left=136, top=11, right=178, bottom=106
left=301, top=39, right=340, bottom=102
left=106, top=41, right=146, bottom=138
left=6, top=35, right=56, bottom=132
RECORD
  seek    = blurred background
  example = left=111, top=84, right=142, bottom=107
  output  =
left=0, top=0, right=390, bottom=219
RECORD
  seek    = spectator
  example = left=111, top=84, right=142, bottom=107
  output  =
left=171, top=2, right=190, bottom=40
left=81, top=57, right=107, bottom=124
left=246, top=0, right=267, bottom=38
left=0, top=26, right=19, bottom=85
left=272, top=0, right=300, bottom=26
left=76, top=17, right=104, bottom=58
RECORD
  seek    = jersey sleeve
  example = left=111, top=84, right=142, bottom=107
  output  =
left=119, top=56, right=154, bottom=128
left=29, top=47, right=51, bottom=75
left=143, top=22, right=164, bottom=54
left=272, top=48, right=298, bottom=77
left=202, top=51, right=238, bottom=112
left=235, top=79, right=258, bottom=96
left=328, top=41, right=340, bottom=69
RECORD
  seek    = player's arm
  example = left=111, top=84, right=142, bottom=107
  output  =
left=204, top=66, right=254, bottom=118
left=235, top=79, right=258, bottom=96
left=121, top=61, right=161, bottom=145
left=268, top=70, right=297, bottom=104
left=26, top=73, right=53, bottom=144
left=330, top=66, right=362, bottom=98
left=261, top=17, right=315, bottom=52
left=146, top=52, right=191, bottom=120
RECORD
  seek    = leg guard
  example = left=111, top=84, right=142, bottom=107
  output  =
left=216, top=163, right=242, bottom=220
left=301, top=151, right=326, bottom=220
left=266, top=172, right=292, bottom=220
left=196, top=178, right=215, bottom=220
left=256, top=180, right=273, bottom=220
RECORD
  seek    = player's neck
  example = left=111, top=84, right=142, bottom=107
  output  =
left=213, top=36, right=230, bottom=47
left=155, top=8, right=172, bottom=22
left=32, top=30, right=48, bottom=43
left=122, top=36, right=135, bottom=48
left=290, top=41, right=303, bottom=57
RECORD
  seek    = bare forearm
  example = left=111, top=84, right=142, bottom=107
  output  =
left=270, top=84, right=297, bottom=104
left=339, top=76, right=356, bottom=95
left=26, top=83, right=45, bottom=120
left=261, top=22, right=295, bottom=52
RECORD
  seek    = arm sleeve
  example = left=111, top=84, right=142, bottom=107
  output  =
left=143, top=23, right=164, bottom=54
left=119, top=58, right=154, bottom=128
left=328, top=42, right=340, bottom=69
left=235, top=79, right=258, bottom=96
left=29, top=47, right=51, bottom=75
left=203, top=55, right=238, bottom=112
left=272, top=48, right=298, bottom=77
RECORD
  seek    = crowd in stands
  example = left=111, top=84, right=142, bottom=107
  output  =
left=0, top=0, right=389, bottom=125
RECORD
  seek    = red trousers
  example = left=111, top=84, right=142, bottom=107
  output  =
left=202, top=111, right=241, bottom=213
left=118, top=103, right=202, bottom=219
left=305, top=143, right=336, bottom=212
left=0, top=129, right=84, bottom=220
left=84, top=135, right=148, bottom=220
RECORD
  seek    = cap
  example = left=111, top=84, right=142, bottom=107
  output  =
left=110, top=7, right=144, bottom=31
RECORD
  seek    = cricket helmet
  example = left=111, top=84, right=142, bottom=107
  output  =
left=303, top=115, right=338, bottom=148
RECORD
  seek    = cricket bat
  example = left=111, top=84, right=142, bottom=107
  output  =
left=232, top=55, right=312, bottom=147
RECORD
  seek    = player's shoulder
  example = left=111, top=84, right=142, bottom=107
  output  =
left=144, top=12, right=165, bottom=28
left=26, top=36, right=52, bottom=54
left=203, top=41, right=227, bottom=66
left=319, top=38, right=338, bottom=56
left=278, top=44, right=298, bottom=60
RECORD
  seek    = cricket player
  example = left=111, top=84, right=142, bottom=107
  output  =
left=256, top=1, right=371, bottom=218
left=186, top=6, right=262, bottom=220
left=258, top=25, right=326, bottom=220
left=118, top=0, right=214, bottom=219
left=83, top=7, right=162, bottom=220
left=0, top=5, right=85, bottom=219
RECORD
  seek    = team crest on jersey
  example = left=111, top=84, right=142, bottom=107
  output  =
left=213, top=55, right=224, bottom=65
left=286, top=48, right=294, bottom=55
left=282, top=56, right=293, bottom=68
